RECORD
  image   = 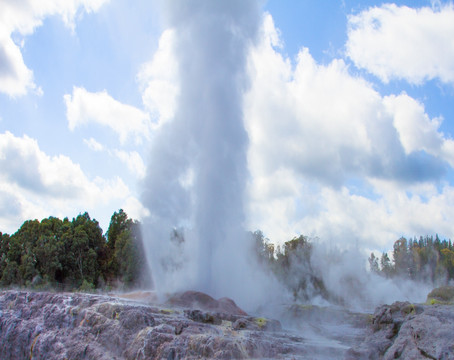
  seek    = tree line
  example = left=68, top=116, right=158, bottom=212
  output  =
left=2, top=212, right=453, bottom=298
left=253, top=231, right=454, bottom=303
left=0, top=210, right=150, bottom=291
left=368, top=235, right=454, bottom=282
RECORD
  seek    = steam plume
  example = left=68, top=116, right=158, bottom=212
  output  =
left=142, top=0, right=266, bottom=308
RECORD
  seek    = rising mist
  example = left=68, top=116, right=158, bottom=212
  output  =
left=140, top=0, right=436, bottom=316
left=141, top=0, right=278, bottom=310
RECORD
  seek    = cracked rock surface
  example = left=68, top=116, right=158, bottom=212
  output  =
left=345, top=301, right=454, bottom=360
left=0, top=290, right=345, bottom=359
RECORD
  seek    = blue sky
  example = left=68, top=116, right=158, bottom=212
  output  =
left=1, top=0, right=454, bottom=254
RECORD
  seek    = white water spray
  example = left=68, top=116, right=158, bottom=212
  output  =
left=141, top=0, right=273, bottom=309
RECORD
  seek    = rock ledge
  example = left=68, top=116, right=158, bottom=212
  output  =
left=0, top=290, right=309, bottom=359
left=346, top=301, right=454, bottom=360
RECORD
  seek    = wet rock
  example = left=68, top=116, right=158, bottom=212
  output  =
left=346, top=301, right=454, bottom=360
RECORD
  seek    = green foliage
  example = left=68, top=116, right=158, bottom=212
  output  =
left=106, top=209, right=129, bottom=250
left=1, top=260, right=19, bottom=286
left=79, top=279, right=95, bottom=293
left=3, top=209, right=452, bottom=297
left=0, top=209, right=150, bottom=292
left=107, top=210, right=150, bottom=289
left=372, top=235, right=454, bottom=284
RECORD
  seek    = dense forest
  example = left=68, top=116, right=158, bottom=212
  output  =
left=368, top=235, right=454, bottom=282
left=0, top=210, right=150, bottom=291
left=1, top=212, right=453, bottom=298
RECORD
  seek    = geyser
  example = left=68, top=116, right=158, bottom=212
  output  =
left=142, top=0, right=268, bottom=308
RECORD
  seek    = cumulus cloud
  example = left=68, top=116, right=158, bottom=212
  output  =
left=244, top=14, right=454, bottom=248
left=0, top=30, right=36, bottom=96
left=121, top=196, right=150, bottom=222
left=346, top=3, right=454, bottom=84
left=0, top=0, right=109, bottom=97
left=0, top=131, right=140, bottom=234
left=64, top=86, right=151, bottom=144
left=247, top=15, right=451, bottom=187
left=114, top=149, right=146, bottom=179
left=290, top=183, right=454, bottom=250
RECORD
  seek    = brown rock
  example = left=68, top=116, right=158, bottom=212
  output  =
left=165, top=290, right=248, bottom=316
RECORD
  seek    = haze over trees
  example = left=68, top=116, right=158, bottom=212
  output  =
left=1, top=211, right=453, bottom=300
left=252, top=231, right=454, bottom=305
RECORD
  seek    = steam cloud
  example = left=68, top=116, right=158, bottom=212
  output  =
left=141, top=1, right=433, bottom=314
left=141, top=0, right=271, bottom=309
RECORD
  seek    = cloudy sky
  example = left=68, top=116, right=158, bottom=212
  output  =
left=1, top=0, right=453, bottom=253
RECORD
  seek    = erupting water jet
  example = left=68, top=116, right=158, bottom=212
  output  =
left=141, top=0, right=271, bottom=310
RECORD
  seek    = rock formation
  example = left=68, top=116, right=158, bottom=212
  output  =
left=0, top=290, right=342, bottom=359
left=6, top=289, right=451, bottom=359
left=346, top=301, right=454, bottom=359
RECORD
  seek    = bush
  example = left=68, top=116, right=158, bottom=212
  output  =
left=78, top=279, right=95, bottom=293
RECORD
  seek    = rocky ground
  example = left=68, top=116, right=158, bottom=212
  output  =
left=0, top=289, right=363, bottom=359
left=346, top=300, right=454, bottom=359
left=1, top=288, right=453, bottom=359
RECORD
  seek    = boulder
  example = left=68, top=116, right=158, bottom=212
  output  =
left=346, top=301, right=454, bottom=360
left=165, top=290, right=248, bottom=316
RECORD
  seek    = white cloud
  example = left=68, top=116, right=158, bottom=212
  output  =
left=244, top=14, right=454, bottom=248
left=0, top=131, right=138, bottom=234
left=346, top=3, right=454, bottom=84
left=0, top=0, right=109, bottom=97
left=64, top=86, right=151, bottom=145
left=384, top=93, right=454, bottom=166
left=83, top=137, right=146, bottom=179
left=0, top=30, right=36, bottom=96
left=137, top=29, right=179, bottom=125
left=83, top=137, right=104, bottom=151
left=121, top=196, right=150, bottom=222
left=114, top=149, right=146, bottom=179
